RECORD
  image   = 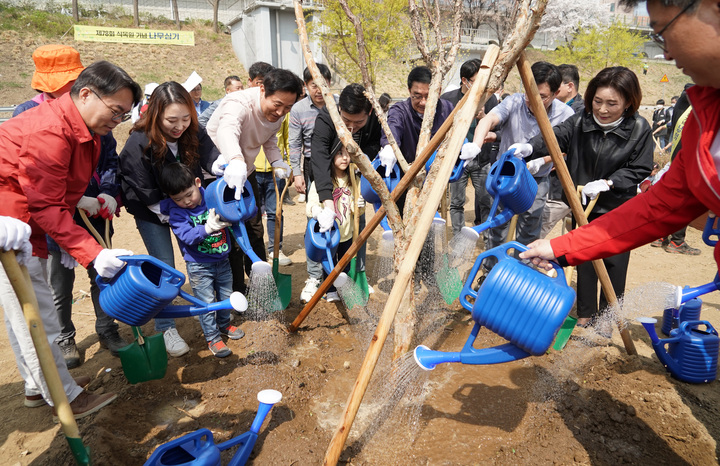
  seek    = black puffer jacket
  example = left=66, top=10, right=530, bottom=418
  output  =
left=311, top=106, right=381, bottom=202
left=529, top=111, right=653, bottom=215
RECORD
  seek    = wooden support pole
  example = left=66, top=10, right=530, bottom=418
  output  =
left=516, top=52, right=637, bottom=355
left=322, top=47, right=499, bottom=465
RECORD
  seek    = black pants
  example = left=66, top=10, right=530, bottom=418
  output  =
left=228, top=171, right=267, bottom=292
left=575, top=214, right=631, bottom=319
left=303, top=156, right=314, bottom=193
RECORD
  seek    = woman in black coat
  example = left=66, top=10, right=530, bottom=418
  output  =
left=528, top=66, right=653, bottom=327
left=118, top=81, right=219, bottom=356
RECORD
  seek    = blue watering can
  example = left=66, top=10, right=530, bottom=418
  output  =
left=360, top=157, right=401, bottom=205
left=702, top=212, right=719, bottom=246
left=662, top=297, right=702, bottom=336
left=424, top=140, right=467, bottom=183
left=638, top=318, right=719, bottom=383
left=144, top=389, right=282, bottom=466
left=458, top=148, right=538, bottom=241
left=665, top=275, right=720, bottom=309
left=305, top=218, right=341, bottom=275
left=414, top=242, right=576, bottom=370
left=205, top=177, right=263, bottom=264
left=97, top=255, right=247, bottom=326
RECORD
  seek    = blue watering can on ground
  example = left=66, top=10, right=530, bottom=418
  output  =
left=424, top=140, right=467, bottom=183
left=97, top=255, right=247, bottom=326
left=638, top=318, right=719, bottom=383
left=459, top=148, right=538, bottom=240
left=662, top=297, right=702, bottom=336
left=304, top=218, right=340, bottom=275
left=204, top=177, right=263, bottom=264
left=414, top=242, right=576, bottom=370
left=144, top=389, right=282, bottom=466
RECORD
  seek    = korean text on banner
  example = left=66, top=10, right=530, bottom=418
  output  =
left=74, top=25, right=195, bottom=46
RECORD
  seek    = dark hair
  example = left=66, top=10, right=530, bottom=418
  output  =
left=303, top=64, right=331, bottom=84
left=159, top=162, right=197, bottom=196
left=339, top=83, right=371, bottom=115
left=584, top=66, right=642, bottom=116
left=558, top=64, right=580, bottom=89
left=379, top=92, right=392, bottom=112
left=460, top=59, right=482, bottom=81
left=531, top=61, right=563, bottom=93
left=656, top=99, right=665, bottom=105
left=262, top=69, right=304, bottom=101
left=224, top=75, right=242, bottom=89
left=619, top=0, right=697, bottom=9
left=132, top=81, right=200, bottom=169
left=249, top=62, right=274, bottom=81
left=407, top=66, right=432, bottom=89
left=71, top=60, right=142, bottom=105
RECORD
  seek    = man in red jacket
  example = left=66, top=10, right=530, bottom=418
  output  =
left=0, top=60, right=142, bottom=419
left=520, top=0, right=720, bottom=272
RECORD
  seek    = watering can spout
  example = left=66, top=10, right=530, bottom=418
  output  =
left=637, top=317, right=680, bottom=375
left=413, top=342, right=532, bottom=371
left=679, top=279, right=720, bottom=305
left=413, top=345, right=462, bottom=371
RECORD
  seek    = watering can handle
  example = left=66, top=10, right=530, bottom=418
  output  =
left=458, top=241, right=566, bottom=312
left=702, top=212, right=719, bottom=247
left=95, top=255, right=185, bottom=290
left=679, top=320, right=718, bottom=336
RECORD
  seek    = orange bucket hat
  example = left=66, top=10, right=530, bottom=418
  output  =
left=31, top=45, right=84, bottom=94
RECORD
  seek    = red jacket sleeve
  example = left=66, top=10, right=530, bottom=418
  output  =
left=551, top=146, right=707, bottom=266
left=18, top=128, right=103, bottom=267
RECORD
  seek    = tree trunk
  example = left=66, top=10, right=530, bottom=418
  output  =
left=133, top=0, right=139, bottom=27
left=172, top=0, right=181, bottom=29
left=72, top=0, right=78, bottom=22
left=213, top=0, right=220, bottom=33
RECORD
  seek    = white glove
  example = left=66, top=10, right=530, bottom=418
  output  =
left=77, top=196, right=101, bottom=216
left=271, top=160, right=292, bottom=180
left=316, top=207, right=336, bottom=233
left=460, top=142, right=481, bottom=161
left=0, top=216, right=32, bottom=265
left=581, top=179, right=611, bottom=205
left=357, top=195, right=365, bottom=209
left=60, top=248, right=78, bottom=269
left=378, top=145, right=397, bottom=172
left=97, top=193, right=117, bottom=219
left=526, top=158, right=549, bottom=176
left=508, top=143, right=533, bottom=159
left=93, top=248, right=133, bottom=279
left=205, top=208, right=231, bottom=235
left=211, top=157, right=227, bottom=176
left=224, top=158, right=248, bottom=200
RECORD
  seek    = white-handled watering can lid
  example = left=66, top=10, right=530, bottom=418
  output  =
left=257, top=389, right=282, bottom=404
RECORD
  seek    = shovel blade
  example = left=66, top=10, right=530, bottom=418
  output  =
left=436, top=255, right=463, bottom=305
left=552, top=315, right=578, bottom=351
left=347, top=258, right=369, bottom=300
left=271, top=259, right=292, bottom=310
left=118, top=332, right=168, bottom=384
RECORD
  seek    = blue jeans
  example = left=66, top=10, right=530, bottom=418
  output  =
left=186, top=260, right=232, bottom=342
left=255, top=171, right=284, bottom=253
left=487, top=175, right=550, bottom=249
left=134, top=218, right=177, bottom=332
left=449, top=159, right=492, bottom=235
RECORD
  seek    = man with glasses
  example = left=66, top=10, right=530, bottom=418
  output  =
left=377, top=66, right=453, bottom=174
left=519, top=0, right=720, bottom=282
left=0, top=60, right=142, bottom=420
left=466, top=61, right=574, bottom=251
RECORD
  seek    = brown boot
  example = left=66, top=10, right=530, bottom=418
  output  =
left=25, top=376, right=92, bottom=408
left=52, top=390, right=117, bottom=422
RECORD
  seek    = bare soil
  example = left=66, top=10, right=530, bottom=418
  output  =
left=1, top=24, right=717, bottom=466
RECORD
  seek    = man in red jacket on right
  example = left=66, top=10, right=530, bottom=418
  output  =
left=520, top=0, right=720, bottom=273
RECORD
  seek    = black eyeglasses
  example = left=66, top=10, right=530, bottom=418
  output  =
left=90, top=88, right=132, bottom=123
left=649, top=1, right=695, bottom=51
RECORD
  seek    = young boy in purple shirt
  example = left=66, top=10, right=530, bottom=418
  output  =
left=159, top=163, right=245, bottom=357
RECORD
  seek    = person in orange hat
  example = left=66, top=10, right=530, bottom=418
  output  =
left=12, top=44, right=85, bottom=117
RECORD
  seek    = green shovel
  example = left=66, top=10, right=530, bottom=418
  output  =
left=118, top=326, right=168, bottom=384
left=348, top=165, right=369, bottom=302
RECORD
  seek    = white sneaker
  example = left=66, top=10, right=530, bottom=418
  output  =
left=301, top=277, right=321, bottom=303
left=163, top=328, right=190, bottom=357
left=326, top=291, right=341, bottom=303
left=268, top=250, right=292, bottom=266
left=298, top=194, right=306, bottom=203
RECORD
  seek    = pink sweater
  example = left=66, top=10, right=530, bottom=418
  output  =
left=206, top=87, right=283, bottom=174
